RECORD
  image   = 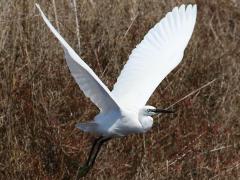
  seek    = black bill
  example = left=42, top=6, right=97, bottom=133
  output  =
left=150, top=108, right=174, bottom=114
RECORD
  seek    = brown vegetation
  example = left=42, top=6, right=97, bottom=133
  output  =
left=0, top=0, right=240, bottom=179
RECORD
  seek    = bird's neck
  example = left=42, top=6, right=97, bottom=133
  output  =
left=139, top=116, right=153, bottom=132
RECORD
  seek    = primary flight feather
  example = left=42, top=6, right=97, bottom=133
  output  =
left=35, top=4, right=120, bottom=113
left=112, top=5, right=197, bottom=109
left=36, top=4, right=197, bottom=177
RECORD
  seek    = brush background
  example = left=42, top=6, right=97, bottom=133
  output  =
left=0, top=0, right=240, bottom=179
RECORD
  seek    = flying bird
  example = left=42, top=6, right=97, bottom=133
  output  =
left=36, top=4, right=197, bottom=177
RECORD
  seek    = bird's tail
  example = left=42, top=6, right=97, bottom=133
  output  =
left=76, top=121, right=98, bottom=133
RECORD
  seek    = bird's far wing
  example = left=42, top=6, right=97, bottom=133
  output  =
left=36, top=4, right=120, bottom=112
left=111, top=5, right=197, bottom=109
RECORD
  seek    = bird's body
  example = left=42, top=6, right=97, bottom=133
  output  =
left=98, top=109, right=141, bottom=136
left=91, top=107, right=153, bottom=136
left=78, top=106, right=151, bottom=137
left=36, top=3, right=197, bottom=177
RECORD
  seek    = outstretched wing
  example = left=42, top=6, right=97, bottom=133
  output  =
left=36, top=4, right=120, bottom=112
left=111, top=5, right=197, bottom=109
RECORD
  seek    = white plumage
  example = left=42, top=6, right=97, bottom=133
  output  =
left=36, top=4, right=197, bottom=137
left=112, top=5, right=197, bottom=109
left=36, top=4, right=120, bottom=113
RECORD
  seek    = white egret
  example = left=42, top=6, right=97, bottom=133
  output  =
left=36, top=4, right=197, bottom=177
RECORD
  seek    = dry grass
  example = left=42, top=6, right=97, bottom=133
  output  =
left=0, top=0, right=240, bottom=179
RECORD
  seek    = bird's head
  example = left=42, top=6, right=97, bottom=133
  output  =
left=138, top=106, right=174, bottom=132
left=142, top=105, right=174, bottom=116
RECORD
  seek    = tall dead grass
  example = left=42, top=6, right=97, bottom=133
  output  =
left=0, top=0, right=240, bottom=179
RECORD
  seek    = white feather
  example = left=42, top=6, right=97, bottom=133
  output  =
left=111, top=5, right=197, bottom=109
left=36, top=4, right=120, bottom=112
left=36, top=4, right=197, bottom=137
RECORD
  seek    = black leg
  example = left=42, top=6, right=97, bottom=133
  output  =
left=86, top=136, right=103, bottom=164
left=87, top=137, right=111, bottom=167
left=75, top=136, right=111, bottom=179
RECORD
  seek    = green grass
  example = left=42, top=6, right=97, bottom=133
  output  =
left=0, top=0, right=240, bottom=179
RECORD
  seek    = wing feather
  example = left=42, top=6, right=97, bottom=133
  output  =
left=111, top=4, right=197, bottom=109
left=36, top=4, right=120, bottom=112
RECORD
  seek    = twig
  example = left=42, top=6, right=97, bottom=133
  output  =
left=123, top=14, right=138, bottom=39
left=52, top=0, right=60, bottom=32
left=167, top=79, right=217, bottom=109
left=89, top=0, right=96, bottom=8
left=167, top=132, right=206, bottom=168
left=72, top=0, right=81, bottom=55
left=209, top=145, right=232, bottom=153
